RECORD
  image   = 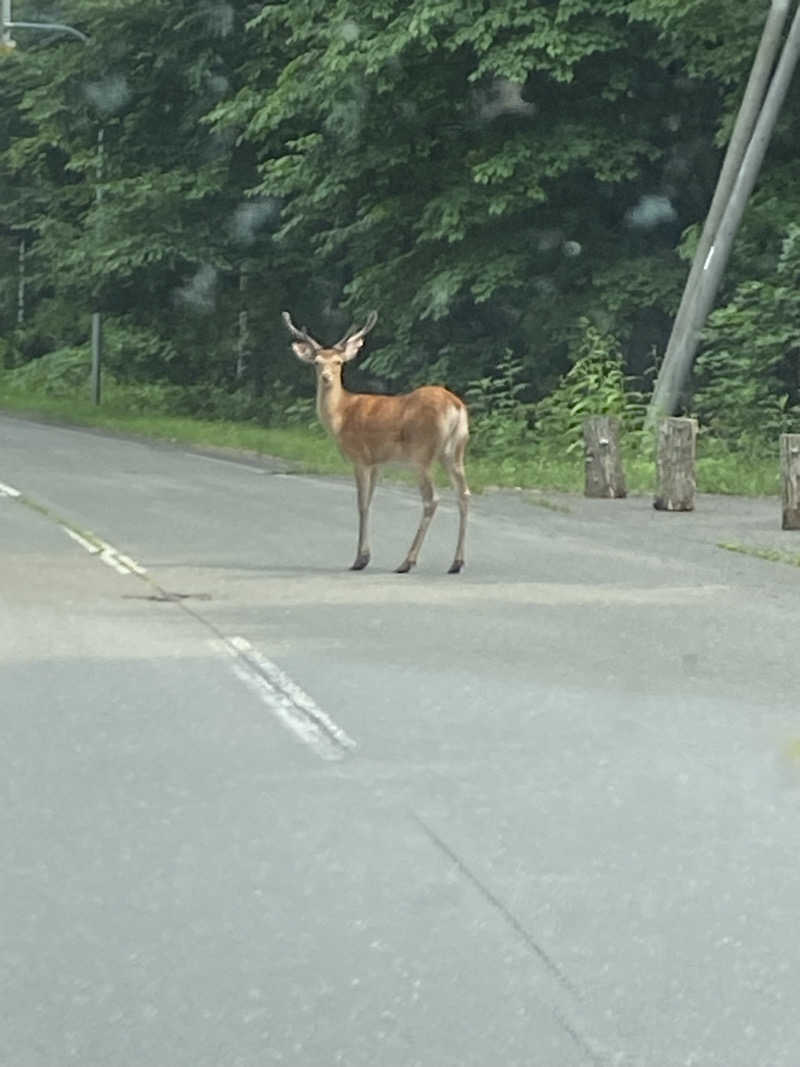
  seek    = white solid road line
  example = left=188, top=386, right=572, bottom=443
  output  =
left=220, top=635, right=357, bottom=761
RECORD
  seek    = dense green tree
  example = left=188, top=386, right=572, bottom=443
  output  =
left=2, top=0, right=799, bottom=440
left=1, top=0, right=283, bottom=392
left=211, top=0, right=789, bottom=397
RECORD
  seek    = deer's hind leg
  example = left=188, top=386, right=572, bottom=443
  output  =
left=442, top=439, right=470, bottom=574
left=395, top=465, right=439, bottom=573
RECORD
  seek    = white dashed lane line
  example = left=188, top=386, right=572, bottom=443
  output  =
left=61, top=525, right=147, bottom=576
left=4, top=472, right=355, bottom=760
left=217, top=635, right=357, bottom=761
left=2, top=473, right=146, bottom=576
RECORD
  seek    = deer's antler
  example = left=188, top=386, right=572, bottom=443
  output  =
left=335, top=310, right=378, bottom=350
left=282, top=311, right=322, bottom=351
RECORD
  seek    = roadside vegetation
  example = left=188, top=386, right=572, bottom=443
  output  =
left=0, top=326, right=781, bottom=496
left=1, top=0, right=798, bottom=497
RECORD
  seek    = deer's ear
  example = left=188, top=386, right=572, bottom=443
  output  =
left=291, top=341, right=317, bottom=363
left=341, top=335, right=365, bottom=362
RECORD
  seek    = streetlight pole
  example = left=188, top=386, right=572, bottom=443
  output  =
left=2, top=0, right=103, bottom=404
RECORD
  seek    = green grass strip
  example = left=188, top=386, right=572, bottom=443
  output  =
left=718, top=541, right=800, bottom=568
left=0, top=382, right=783, bottom=498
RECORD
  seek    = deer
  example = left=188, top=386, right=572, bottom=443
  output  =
left=282, top=310, right=470, bottom=574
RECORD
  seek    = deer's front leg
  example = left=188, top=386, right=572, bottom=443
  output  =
left=351, top=464, right=376, bottom=570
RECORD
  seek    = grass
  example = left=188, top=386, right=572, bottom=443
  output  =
left=524, top=494, right=574, bottom=515
left=0, top=378, right=783, bottom=498
left=718, top=541, right=800, bottom=568
left=0, top=380, right=352, bottom=475
left=695, top=451, right=781, bottom=497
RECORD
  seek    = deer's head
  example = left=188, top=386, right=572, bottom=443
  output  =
left=282, top=311, right=378, bottom=389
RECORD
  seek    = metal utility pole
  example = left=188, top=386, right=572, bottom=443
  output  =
left=91, top=127, right=104, bottom=405
left=2, top=0, right=102, bottom=403
left=16, top=236, right=25, bottom=325
left=1, top=0, right=13, bottom=46
left=647, top=0, right=800, bottom=425
left=236, top=264, right=251, bottom=382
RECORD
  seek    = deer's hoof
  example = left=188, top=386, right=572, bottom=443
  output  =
left=447, top=560, right=464, bottom=574
left=350, top=554, right=370, bottom=571
left=394, top=560, right=414, bottom=574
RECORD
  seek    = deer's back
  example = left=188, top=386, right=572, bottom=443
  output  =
left=338, top=386, right=466, bottom=466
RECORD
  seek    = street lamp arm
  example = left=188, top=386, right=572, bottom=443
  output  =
left=6, top=20, right=90, bottom=42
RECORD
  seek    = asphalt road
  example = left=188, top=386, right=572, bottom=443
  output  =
left=2, top=412, right=799, bottom=1067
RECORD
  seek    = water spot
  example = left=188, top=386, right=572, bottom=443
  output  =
left=562, top=240, right=582, bottom=258
left=84, top=74, right=131, bottom=116
left=324, top=87, right=368, bottom=144
left=339, top=20, right=360, bottom=42
left=201, top=1, right=234, bottom=37
left=205, top=72, right=230, bottom=98
left=230, top=199, right=281, bottom=245
left=536, top=230, right=563, bottom=252
left=474, top=78, right=536, bottom=122
left=533, top=277, right=558, bottom=298
left=626, top=194, right=678, bottom=229
left=175, top=265, right=217, bottom=313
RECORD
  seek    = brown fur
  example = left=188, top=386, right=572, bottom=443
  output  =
left=337, top=387, right=464, bottom=467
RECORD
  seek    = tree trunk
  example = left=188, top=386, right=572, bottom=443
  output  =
left=654, top=417, right=697, bottom=511
left=583, top=416, right=626, bottom=499
left=780, top=433, right=800, bottom=530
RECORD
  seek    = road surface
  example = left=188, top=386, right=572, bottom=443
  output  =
left=2, top=412, right=799, bottom=1066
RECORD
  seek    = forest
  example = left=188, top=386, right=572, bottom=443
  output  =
left=1, top=0, right=799, bottom=479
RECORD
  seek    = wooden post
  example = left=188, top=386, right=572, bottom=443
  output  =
left=780, top=433, right=800, bottom=530
left=583, top=416, right=626, bottom=498
left=654, top=417, right=697, bottom=512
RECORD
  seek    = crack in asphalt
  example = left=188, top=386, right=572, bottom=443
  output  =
left=411, top=811, right=608, bottom=1066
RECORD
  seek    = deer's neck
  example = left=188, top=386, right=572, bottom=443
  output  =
left=316, top=379, right=350, bottom=438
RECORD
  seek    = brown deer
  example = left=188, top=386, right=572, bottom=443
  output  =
left=282, top=310, right=470, bottom=573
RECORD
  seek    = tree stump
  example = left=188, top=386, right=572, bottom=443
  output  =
left=583, top=416, right=626, bottom=498
left=654, top=417, right=697, bottom=512
left=780, top=434, right=800, bottom=530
